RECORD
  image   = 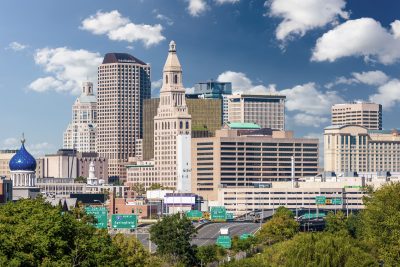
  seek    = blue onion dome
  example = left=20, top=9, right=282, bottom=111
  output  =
left=9, top=135, right=36, bottom=171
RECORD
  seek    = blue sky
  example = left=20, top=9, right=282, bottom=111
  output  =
left=1, top=0, right=400, bottom=156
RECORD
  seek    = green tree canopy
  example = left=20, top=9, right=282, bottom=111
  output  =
left=196, top=244, right=225, bottom=267
left=150, top=214, right=197, bottom=266
left=257, top=206, right=299, bottom=245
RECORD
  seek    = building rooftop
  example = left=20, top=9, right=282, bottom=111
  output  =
left=102, top=53, right=147, bottom=65
left=226, top=122, right=261, bottom=129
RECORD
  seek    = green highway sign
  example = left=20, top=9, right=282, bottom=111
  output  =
left=85, top=206, right=108, bottom=229
left=315, top=196, right=326, bottom=205
left=111, top=214, right=137, bottom=229
left=210, top=207, right=227, bottom=221
left=226, top=213, right=234, bottom=220
left=302, top=212, right=326, bottom=219
left=186, top=210, right=203, bottom=220
left=216, top=235, right=232, bottom=249
left=331, top=198, right=342, bottom=205
left=240, top=233, right=254, bottom=240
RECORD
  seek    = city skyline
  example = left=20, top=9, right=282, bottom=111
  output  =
left=1, top=0, right=400, bottom=156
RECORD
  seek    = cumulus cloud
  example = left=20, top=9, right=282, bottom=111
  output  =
left=153, top=10, right=174, bottom=26
left=7, top=41, right=28, bottom=51
left=326, top=70, right=389, bottom=88
left=215, top=0, right=240, bottom=4
left=81, top=10, right=165, bottom=47
left=28, top=47, right=102, bottom=94
left=369, top=79, right=400, bottom=109
left=312, top=18, right=400, bottom=65
left=187, top=0, right=208, bottom=17
left=1, top=138, right=54, bottom=157
left=151, top=78, right=163, bottom=97
left=266, top=0, right=348, bottom=42
left=217, top=71, right=343, bottom=127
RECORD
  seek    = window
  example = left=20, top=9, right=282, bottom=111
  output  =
left=166, top=75, right=168, bottom=84
left=174, top=74, right=178, bottom=84
left=180, top=121, right=183, bottom=129
left=186, top=121, right=189, bottom=129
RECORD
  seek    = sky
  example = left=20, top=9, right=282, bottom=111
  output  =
left=0, top=0, right=400, bottom=156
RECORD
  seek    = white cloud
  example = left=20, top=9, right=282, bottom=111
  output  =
left=7, top=41, right=28, bottom=51
left=151, top=78, right=163, bottom=97
left=81, top=10, right=165, bottom=47
left=187, top=0, right=208, bottom=17
left=312, top=18, right=400, bottom=65
left=369, top=79, right=400, bottom=109
left=215, top=0, right=240, bottom=4
left=28, top=47, right=102, bottom=94
left=0, top=138, right=54, bottom=157
left=217, top=71, right=343, bottom=127
left=266, top=0, right=348, bottom=42
left=153, top=10, right=174, bottom=26
left=326, top=70, right=389, bottom=88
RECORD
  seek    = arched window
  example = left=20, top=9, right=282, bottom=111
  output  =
left=180, top=121, right=183, bottom=129
left=155, top=123, right=157, bottom=130
left=166, top=75, right=168, bottom=84
left=186, top=121, right=189, bottom=129
left=174, top=74, right=178, bottom=84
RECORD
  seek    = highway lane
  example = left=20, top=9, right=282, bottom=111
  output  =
left=191, top=222, right=260, bottom=247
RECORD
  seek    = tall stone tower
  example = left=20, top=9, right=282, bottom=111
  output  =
left=154, top=41, right=192, bottom=189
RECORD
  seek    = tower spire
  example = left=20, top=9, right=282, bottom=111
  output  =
left=21, top=133, right=25, bottom=145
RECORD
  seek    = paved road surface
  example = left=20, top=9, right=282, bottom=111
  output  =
left=191, top=222, right=260, bottom=246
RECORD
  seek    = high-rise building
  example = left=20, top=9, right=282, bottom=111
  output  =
left=331, top=102, right=382, bottom=130
left=191, top=123, right=319, bottom=201
left=63, top=82, right=97, bottom=153
left=227, top=94, right=286, bottom=130
left=142, top=98, right=222, bottom=160
left=96, top=53, right=151, bottom=179
left=127, top=41, right=192, bottom=190
left=187, top=81, right=232, bottom=124
left=324, top=125, right=400, bottom=173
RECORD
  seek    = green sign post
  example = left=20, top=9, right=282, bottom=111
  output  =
left=85, top=206, right=108, bottom=229
left=216, top=235, right=232, bottom=249
left=210, top=207, right=227, bottom=221
left=111, top=214, right=138, bottom=229
left=186, top=210, right=203, bottom=220
left=226, top=213, right=234, bottom=220
left=331, top=198, right=342, bottom=205
left=240, top=233, right=254, bottom=240
left=315, top=196, right=326, bottom=205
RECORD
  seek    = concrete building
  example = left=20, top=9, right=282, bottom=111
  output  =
left=42, top=149, right=78, bottom=179
left=191, top=123, right=319, bottom=201
left=227, top=94, right=286, bottom=130
left=331, top=102, right=382, bottom=130
left=0, top=177, right=12, bottom=203
left=63, top=81, right=97, bottom=153
left=77, top=152, right=108, bottom=182
left=96, top=53, right=151, bottom=179
left=324, top=125, right=400, bottom=173
left=126, top=41, right=192, bottom=190
left=142, top=98, right=222, bottom=160
left=218, top=171, right=400, bottom=216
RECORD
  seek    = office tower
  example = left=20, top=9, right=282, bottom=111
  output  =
left=127, top=41, right=192, bottom=190
left=191, top=123, right=319, bottom=201
left=331, top=102, right=382, bottom=130
left=96, top=53, right=151, bottom=178
left=324, top=125, right=400, bottom=173
left=227, top=94, right=286, bottom=130
left=142, top=98, right=222, bottom=160
left=63, top=82, right=97, bottom=153
left=187, top=81, right=232, bottom=124
left=154, top=41, right=191, bottom=188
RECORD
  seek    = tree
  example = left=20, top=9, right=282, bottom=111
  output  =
left=131, top=183, right=146, bottom=197
left=112, top=234, right=153, bottom=267
left=0, top=197, right=121, bottom=266
left=196, top=244, right=225, bottom=266
left=257, top=207, right=299, bottom=245
left=231, top=236, right=257, bottom=253
left=324, top=211, right=347, bottom=234
left=74, top=176, right=87, bottom=183
left=359, top=182, right=400, bottom=266
left=150, top=214, right=197, bottom=266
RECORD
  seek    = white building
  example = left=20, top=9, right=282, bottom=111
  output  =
left=177, top=134, right=192, bottom=193
left=96, top=53, right=151, bottom=179
left=63, top=82, right=97, bottom=153
left=126, top=41, right=192, bottom=191
left=331, top=102, right=382, bottom=130
left=227, top=94, right=286, bottom=130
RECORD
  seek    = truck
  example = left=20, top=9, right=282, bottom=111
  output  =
left=220, top=227, right=229, bottom=236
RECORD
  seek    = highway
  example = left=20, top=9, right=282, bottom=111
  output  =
left=191, top=222, right=260, bottom=246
